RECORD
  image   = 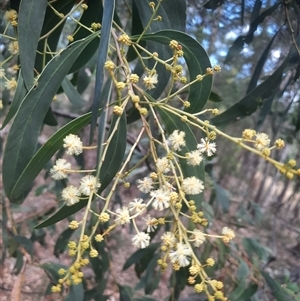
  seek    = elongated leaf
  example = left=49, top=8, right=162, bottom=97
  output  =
left=250, top=0, right=262, bottom=24
left=99, top=112, right=127, bottom=188
left=14, top=235, right=34, bottom=258
left=68, top=1, right=103, bottom=73
left=132, top=1, right=186, bottom=99
left=204, top=0, right=225, bottom=10
left=144, top=254, right=161, bottom=295
left=158, top=108, right=205, bottom=208
left=140, top=30, right=212, bottom=113
left=212, top=56, right=290, bottom=126
left=1, top=72, right=27, bottom=129
left=224, top=36, right=245, bottom=65
left=248, top=3, right=281, bottom=37
left=225, top=2, right=280, bottom=64
left=18, top=0, right=48, bottom=89
left=256, top=92, right=276, bottom=130
left=44, top=107, right=58, bottom=126
left=66, top=283, right=84, bottom=301
left=40, top=262, right=68, bottom=282
left=118, top=284, right=133, bottom=301
left=209, top=91, right=223, bottom=102
left=11, top=111, right=97, bottom=203
left=126, top=0, right=146, bottom=62
left=247, top=29, right=281, bottom=93
left=35, top=0, right=76, bottom=73
left=62, top=78, right=86, bottom=108
left=35, top=111, right=126, bottom=229
left=90, top=0, right=115, bottom=143
left=261, top=270, right=286, bottom=301
left=229, top=281, right=247, bottom=301
left=123, top=243, right=160, bottom=271
left=54, top=228, right=75, bottom=257
left=3, top=33, right=99, bottom=203
left=238, top=284, right=258, bottom=300
left=236, top=259, right=250, bottom=281
left=134, top=0, right=186, bottom=33
left=134, top=297, right=158, bottom=301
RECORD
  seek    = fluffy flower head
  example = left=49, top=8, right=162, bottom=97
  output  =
left=143, top=215, right=158, bottom=233
left=182, top=176, right=204, bottom=195
left=79, top=175, right=101, bottom=196
left=156, top=157, right=170, bottom=173
left=169, top=243, right=192, bottom=267
left=62, top=185, right=81, bottom=206
left=190, top=229, right=206, bottom=247
left=129, top=198, right=146, bottom=213
left=143, top=73, right=158, bottom=90
left=255, top=133, right=270, bottom=150
left=150, top=188, right=170, bottom=211
left=186, top=150, right=203, bottom=166
left=137, top=177, right=153, bottom=193
left=63, top=134, right=83, bottom=155
left=50, top=158, right=71, bottom=180
left=132, top=232, right=150, bottom=249
left=168, top=130, right=186, bottom=151
left=114, top=207, right=130, bottom=225
left=197, top=138, right=216, bottom=156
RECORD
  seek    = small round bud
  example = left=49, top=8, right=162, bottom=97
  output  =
left=288, top=159, right=296, bottom=167
left=212, top=108, right=219, bottom=115
left=89, top=249, right=99, bottom=258
left=67, top=35, right=74, bottom=42
left=206, top=67, right=214, bottom=75
left=69, top=220, right=79, bottom=229
left=196, top=74, right=203, bottom=81
left=113, top=105, right=123, bottom=116
left=206, top=258, right=215, bottom=266
left=183, top=101, right=190, bottom=108
left=130, top=74, right=139, bottom=83
left=116, top=82, right=126, bottom=90
left=104, top=60, right=115, bottom=70
left=139, top=107, right=148, bottom=116
left=98, top=212, right=110, bottom=223
left=242, top=129, right=256, bottom=140
left=261, top=148, right=270, bottom=157
left=150, top=172, right=158, bottom=179
left=213, top=65, right=221, bottom=72
left=181, top=115, right=188, bottom=122
left=131, top=95, right=140, bottom=103
left=95, top=234, right=104, bottom=242
left=275, top=138, right=285, bottom=149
